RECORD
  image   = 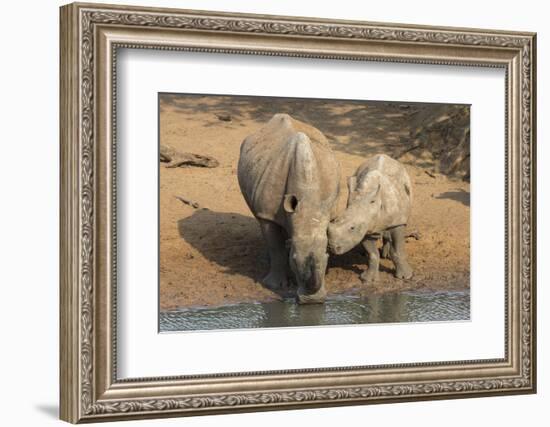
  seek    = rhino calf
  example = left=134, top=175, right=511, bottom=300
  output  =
left=328, top=154, right=413, bottom=283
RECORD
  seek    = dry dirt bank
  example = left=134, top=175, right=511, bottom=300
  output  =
left=159, top=95, right=470, bottom=310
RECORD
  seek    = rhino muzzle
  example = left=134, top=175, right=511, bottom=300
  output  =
left=295, top=256, right=327, bottom=304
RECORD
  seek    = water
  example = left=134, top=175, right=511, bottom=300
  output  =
left=159, top=290, right=470, bottom=332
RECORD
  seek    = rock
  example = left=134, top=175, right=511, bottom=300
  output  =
left=216, top=114, right=232, bottom=122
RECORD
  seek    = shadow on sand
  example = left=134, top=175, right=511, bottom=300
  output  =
left=161, top=94, right=438, bottom=159
left=177, top=209, right=377, bottom=295
left=177, top=209, right=265, bottom=280
left=435, top=189, right=470, bottom=207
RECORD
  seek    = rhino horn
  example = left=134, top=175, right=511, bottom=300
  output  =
left=288, top=132, right=320, bottom=194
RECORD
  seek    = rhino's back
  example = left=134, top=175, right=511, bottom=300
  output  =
left=238, top=114, right=338, bottom=224
left=356, top=154, right=409, bottom=183
left=357, top=154, right=412, bottom=228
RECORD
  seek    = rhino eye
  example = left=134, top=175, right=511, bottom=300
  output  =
left=350, top=226, right=355, bottom=231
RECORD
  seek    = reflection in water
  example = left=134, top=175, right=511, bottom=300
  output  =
left=159, top=290, right=470, bottom=332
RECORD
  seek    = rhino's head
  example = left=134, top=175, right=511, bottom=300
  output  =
left=328, top=171, right=382, bottom=255
left=284, top=195, right=330, bottom=304
left=283, top=133, right=336, bottom=304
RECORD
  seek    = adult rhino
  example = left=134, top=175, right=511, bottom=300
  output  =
left=328, top=154, right=413, bottom=283
left=238, top=114, right=340, bottom=304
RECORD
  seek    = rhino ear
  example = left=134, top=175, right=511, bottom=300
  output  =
left=368, top=183, right=381, bottom=202
left=357, top=172, right=381, bottom=199
left=347, top=176, right=357, bottom=205
left=347, top=176, right=357, bottom=193
left=283, top=194, right=299, bottom=213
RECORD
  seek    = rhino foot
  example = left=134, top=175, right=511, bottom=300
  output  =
left=360, top=269, right=379, bottom=284
left=394, top=263, right=413, bottom=280
left=297, top=287, right=327, bottom=304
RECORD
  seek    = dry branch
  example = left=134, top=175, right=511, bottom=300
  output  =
left=175, top=196, right=200, bottom=209
left=160, top=145, right=219, bottom=168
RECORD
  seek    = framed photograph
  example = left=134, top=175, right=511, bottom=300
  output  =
left=60, top=2, right=537, bottom=423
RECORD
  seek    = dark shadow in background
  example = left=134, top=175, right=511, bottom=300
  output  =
left=160, top=93, right=467, bottom=160
left=435, top=189, right=470, bottom=207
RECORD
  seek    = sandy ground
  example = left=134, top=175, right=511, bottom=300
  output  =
left=159, top=95, right=470, bottom=310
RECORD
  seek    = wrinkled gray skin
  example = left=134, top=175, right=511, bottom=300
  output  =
left=328, top=154, right=413, bottom=283
left=238, top=114, right=340, bottom=304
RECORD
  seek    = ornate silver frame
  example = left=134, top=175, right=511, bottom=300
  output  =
left=60, top=2, right=536, bottom=423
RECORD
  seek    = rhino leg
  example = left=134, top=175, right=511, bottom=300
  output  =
left=380, top=231, right=392, bottom=259
left=259, top=219, right=292, bottom=292
left=389, top=225, right=413, bottom=279
left=360, top=236, right=379, bottom=284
